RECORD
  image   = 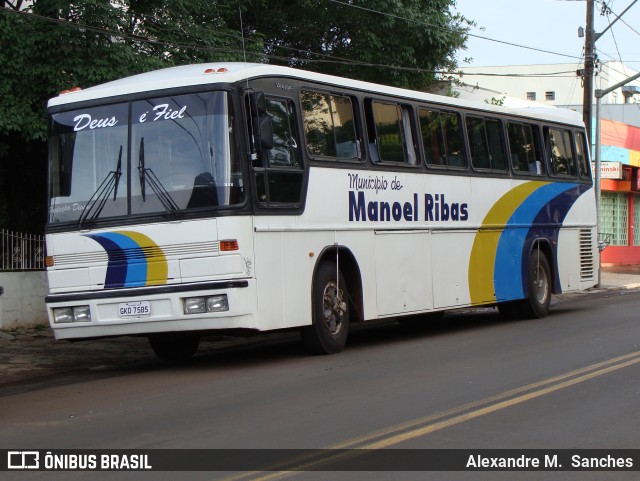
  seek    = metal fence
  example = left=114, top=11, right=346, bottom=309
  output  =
left=0, top=229, right=46, bottom=271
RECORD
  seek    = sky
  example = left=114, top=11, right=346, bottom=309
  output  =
left=451, top=0, right=640, bottom=69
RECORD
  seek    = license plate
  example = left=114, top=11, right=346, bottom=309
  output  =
left=118, top=301, right=151, bottom=318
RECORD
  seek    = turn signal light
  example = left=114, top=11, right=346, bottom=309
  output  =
left=220, top=239, right=239, bottom=251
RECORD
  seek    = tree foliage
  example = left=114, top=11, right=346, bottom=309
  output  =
left=0, top=0, right=472, bottom=233
left=0, top=0, right=263, bottom=231
left=235, top=0, right=470, bottom=90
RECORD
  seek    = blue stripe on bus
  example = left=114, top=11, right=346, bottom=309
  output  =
left=493, top=183, right=589, bottom=301
left=86, top=232, right=148, bottom=288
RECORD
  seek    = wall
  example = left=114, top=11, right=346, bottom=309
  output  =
left=602, top=246, right=640, bottom=265
left=0, top=272, right=48, bottom=329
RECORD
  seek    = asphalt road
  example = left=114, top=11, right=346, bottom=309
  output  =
left=2, top=290, right=640, bottom=481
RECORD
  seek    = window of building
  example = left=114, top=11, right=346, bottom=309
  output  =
left=601, top=192, right=628, bottom=246
left=418, top=108, right=466, bottom=168
left=545, top=91, right=556, bottom=101
left=526, top=92, right=536, bottom=101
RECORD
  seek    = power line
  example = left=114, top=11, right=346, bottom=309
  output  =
left=327, top=0, right=582, bottom=61
left=0, top=6, right=258, bottom=58
left=1, top=6, right=586, bottom=82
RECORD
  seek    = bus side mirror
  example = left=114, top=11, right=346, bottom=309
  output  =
left=257, top=116, right=273, bottom=151
left=251, top=91, right=267, bottom=116
left=249, top=91, right=273, bottom=152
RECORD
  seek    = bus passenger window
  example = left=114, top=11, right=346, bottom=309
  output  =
left=507, top=122, right=543, bottom=175
left=301, top=91, right=358, bottom=160
left=575, top=131, right=590, bottom=179
left=419, top=108, right=465, bottom=168
left=466, top=116, right=506, bottom=171
left=367, top=100, right=417, bottom=165
left=545, top=127, right=577, bottom=177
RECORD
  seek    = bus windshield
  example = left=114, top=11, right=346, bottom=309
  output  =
left=48, top=91, right=243, bottom=225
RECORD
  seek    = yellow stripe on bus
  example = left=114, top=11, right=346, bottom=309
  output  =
left=468, top=181, right=548, bottom=304
left=118, top=230, right=168, bottom=286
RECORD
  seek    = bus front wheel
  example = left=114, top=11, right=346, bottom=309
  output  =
left=302, top=261, right=349, bottom=355
left=516, top=249, right=552, bottom=319
left=149, top=332, right=200, bottom=362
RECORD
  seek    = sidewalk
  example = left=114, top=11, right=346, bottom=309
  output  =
left=1, top=266, right=640, bottom=388
left=598, top=264, right=640, bottom=289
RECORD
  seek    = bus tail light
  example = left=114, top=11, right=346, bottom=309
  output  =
left=45, top=256, right=55, bottom=267
left=220, top=239, right=239, bottom=251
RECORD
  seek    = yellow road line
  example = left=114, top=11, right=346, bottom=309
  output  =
left=365, top=354, right=640, bottom=449
left=221, top=350, right=640, bottom=481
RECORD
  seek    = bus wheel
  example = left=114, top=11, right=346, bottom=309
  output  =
left=149, top=332, right=200, bottom=362
left=302, top=262, right=349, bottom=354
left=517, top=249, right=552, bottom=319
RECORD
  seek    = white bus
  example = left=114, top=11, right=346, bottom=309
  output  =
left=46, top=63, right=597, bottom=360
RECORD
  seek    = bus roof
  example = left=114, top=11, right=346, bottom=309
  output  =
left=48, top=62, right=584, bottom=126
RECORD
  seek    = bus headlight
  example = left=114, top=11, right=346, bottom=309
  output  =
left=73, top=305, right=92, bottom=322
left=206, top=295, right=229, bottom=312
left=53, top=306, right=91, bottom=323
left=183, top=295, right=229, bottom=314
left=184, top=297, right=206, bottom=314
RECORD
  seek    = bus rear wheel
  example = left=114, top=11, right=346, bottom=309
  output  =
left=516, top=249, right=552, bottom=319
left=149, top=332, right=200, bottom=362
left=302, top=261, right=349, bottom=355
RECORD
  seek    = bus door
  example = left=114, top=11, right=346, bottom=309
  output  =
left=245, top=87, right=307, bottom=330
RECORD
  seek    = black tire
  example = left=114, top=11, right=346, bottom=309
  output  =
left=516, top=248, right=552, bottom=319
left=302, top=262, right=349, bottom=355
left=149, top=332, right=200, bottom=363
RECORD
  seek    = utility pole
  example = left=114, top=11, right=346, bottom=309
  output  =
left=583, top=0, right=595, bottom=145
left=585, top=0, right=639, bottom=286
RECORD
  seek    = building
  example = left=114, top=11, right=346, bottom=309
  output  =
left=453, top=62, right=640, bottom=266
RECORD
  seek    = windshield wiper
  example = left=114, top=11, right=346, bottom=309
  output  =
left=138, top=137, right=146, bottom=201
left=137, top=136, right=180, bottom=216
left=77, top=146, right=122, bottom=227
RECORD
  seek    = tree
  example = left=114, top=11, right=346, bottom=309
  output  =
left=0, top=0, right=472, bottom=233
left=0, top=0, right=264, bottom=232
left=235, top=0, right=471, bottom=91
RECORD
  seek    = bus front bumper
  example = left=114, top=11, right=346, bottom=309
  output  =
left=45, top=280, right=258, bottom=340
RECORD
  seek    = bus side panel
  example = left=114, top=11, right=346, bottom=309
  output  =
left=254, top=230, right=287, bottom=331
left=374, top=230, right=432, bottom=316
left=336, top=230, right=377, bottom=321
left=254, top=228, right=334, bottom=331
left=431, top=230, right=475, bottom=309
left=556, top=228, right=582, bottom=292
left=281, top=231, right=331, bottom=329
left=555, top=190, right=598, bottom=292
